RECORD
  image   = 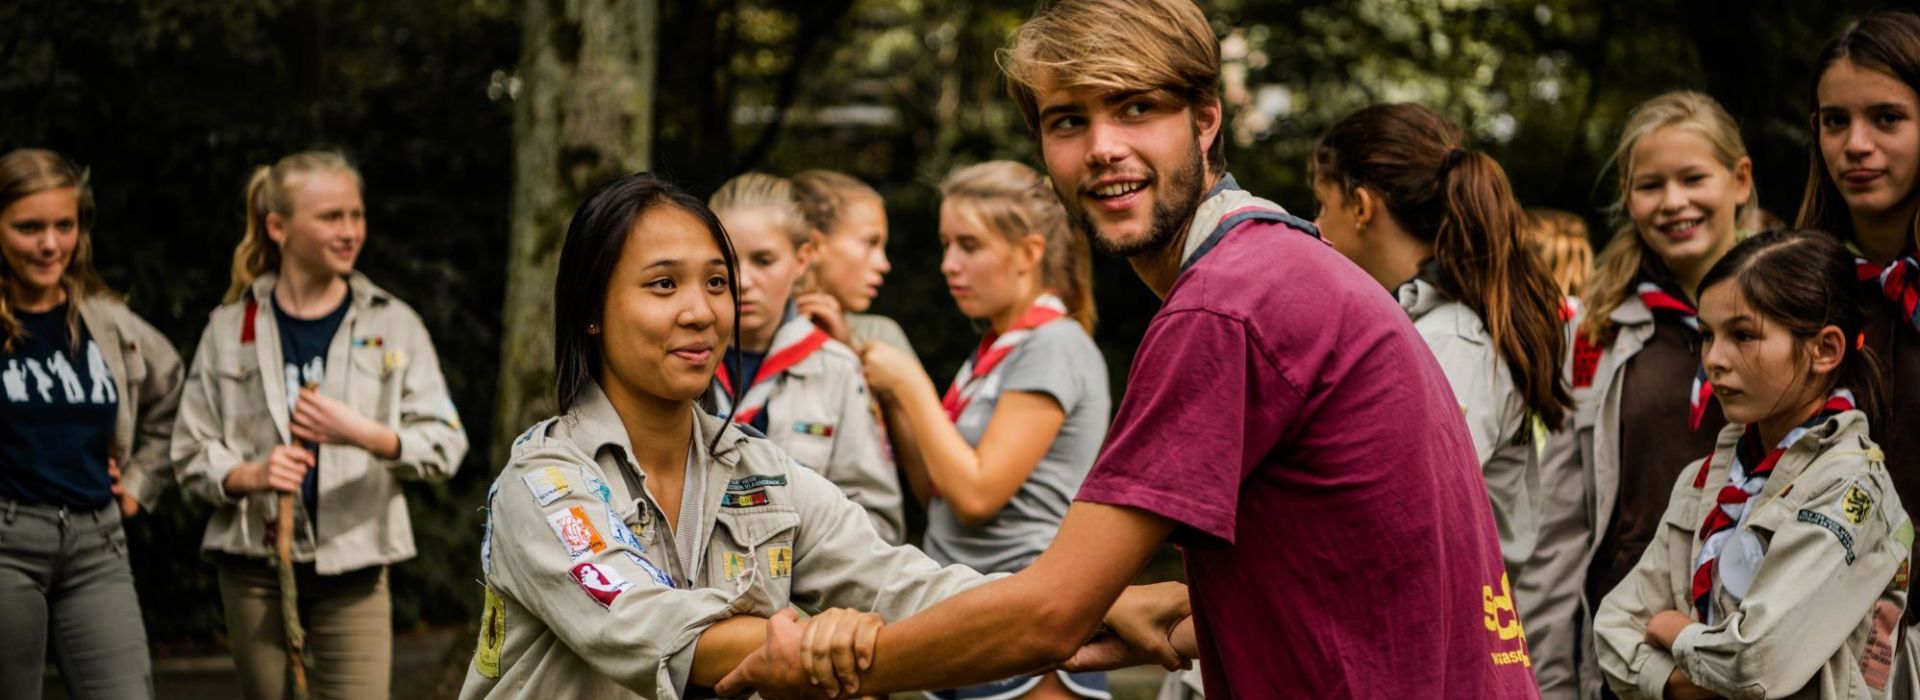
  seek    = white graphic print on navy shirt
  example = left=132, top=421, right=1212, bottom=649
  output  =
left=3, top=340, right=116, bottom=406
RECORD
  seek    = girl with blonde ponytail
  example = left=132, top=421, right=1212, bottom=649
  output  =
left=1519, top=90, right=1755, bottom=699
left=172, top=150, right=468, bottom=698
left=0, top=147, right=183, bottom=699
left=859, top=160, right=1112, bottom=700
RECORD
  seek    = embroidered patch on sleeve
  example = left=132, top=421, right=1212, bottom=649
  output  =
left=521, top=466, right=573, bottom=506
left=1798, top=509, right=1859, bottom=565
left=793, top=422, right=835, bottom=437
left=726, top=474, right=787, bottom=491
left=1841, top=481, right=1876, bottom=526
left=767, top=546, right=793, bottom=578
left=568, top=562, right=633, bottom=609
left=585, top=474, right=613, bottom=504
left=546, top=506, right=606, bottom=561
left=481, top=482, right=499, bottom=576
left=1864, top=599, right=1901, bottom=689
left=722, top=489, right=770, bottom=508
left=1896, top=559, right=1911, bottom=592
left=475, top=587, right=506, bottom=678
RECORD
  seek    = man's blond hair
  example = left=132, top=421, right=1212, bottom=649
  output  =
left=999, top=0, right=1224, bottom=172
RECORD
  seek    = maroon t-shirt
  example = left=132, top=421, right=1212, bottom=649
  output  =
left=1076, top=219, right=1538, bottom=698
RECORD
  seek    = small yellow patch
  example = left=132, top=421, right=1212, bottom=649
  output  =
left=767, top=546, right=793, bottom=578
left=724, top=552, right=751, bottom=582
left=475, top=587, right=505, bottom=678
left=1844, top=483, right=1875, bottom=526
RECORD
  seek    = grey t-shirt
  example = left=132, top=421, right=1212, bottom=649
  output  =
left=925, top=319, right=1110, bottom=574
left=846, top=312, right=919, bottom=366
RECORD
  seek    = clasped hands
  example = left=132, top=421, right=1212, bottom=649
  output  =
left=715, top=582, right=1195, bottom=699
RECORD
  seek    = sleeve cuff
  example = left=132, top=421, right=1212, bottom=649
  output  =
left=121, top=468, right=162, bottom=512
left=664, top=636, right=699, bottom=699
left=1635, top=647, right=1678, bottom=700
left=1669, top=623, right=1712, bottom=690
left=1076, top=481, right=1233, bottom=546
left=206, top=460, right=247, bottom=505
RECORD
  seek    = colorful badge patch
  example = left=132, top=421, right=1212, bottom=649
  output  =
left=352, top=336, right=385, bottom=348
left=606, top=505, right=646, bottom=553
left=722, top=489, right=770, bottom=508
left=546, top=506, right=606, bottom=561
left=726, top=474, right=787, bottom=491
left=723, top=551, right=752, bottom=582
left=1896, top=559, right=1911, bottom=592
left=793, top=422, right=835, bottom=437
left=767, top=545, right=793, bottom=578
left=569, top=562, right=632, bottom=609
left=1843, top=482, right=1875, bottom=526
left=475, top=587, right=506, bottom=678
left=585, top=474, right=613, bottom=504
left=1865, top=599, right=1901, bottom=689
left=1799, top=509, right=1859, bottom=565
left=522, top=466, right=572, bottom=506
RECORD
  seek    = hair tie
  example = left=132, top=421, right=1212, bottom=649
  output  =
left=1445, top=148, right=1468, bottom=167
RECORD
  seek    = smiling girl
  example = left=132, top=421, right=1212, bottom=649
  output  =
left=1521, top=91, right=1753, bottom=698
left=706, top=173, right=904, bottom=544
left=1595, top=229, right=1907, bottom=700
left=173, top=151, right=468, bottom=698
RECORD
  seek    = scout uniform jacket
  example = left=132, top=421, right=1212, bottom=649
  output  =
left=1517, top=296, right=1657, bottom=699
left=460, top=382, right=990, bottom=699
left=1594, top=411, right=1910, bottom=699
left=76, top=294, right=185, bottom=511
left=172, top=272, right=468, bottom=574
left=754, top=338, right=905, bottom=545
left=1396, top=275, right=1539, bottom=580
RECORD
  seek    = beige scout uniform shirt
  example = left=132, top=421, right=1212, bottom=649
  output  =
left=1397, top=276, right=1539, bottom=579
left=461, top=382, right=991, bottom=700
left=1518, top=297, right=1655, bottom=700
left=172, top=272, right=468, bottom=574
left=76, top=295, right=185, bottom=511
left=1595, top=411, right=1910, bottom=700
left=759, top=337, right=903, bottom=544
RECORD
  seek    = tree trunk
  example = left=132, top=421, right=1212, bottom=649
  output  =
left=492, top=0, right=658, bottom=468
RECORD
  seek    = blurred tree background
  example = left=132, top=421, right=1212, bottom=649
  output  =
left=1, top=0, right=1911, bottom=666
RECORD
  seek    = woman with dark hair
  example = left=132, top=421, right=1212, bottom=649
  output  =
left=1310, top=103, right=1573, bottom=580
left=461, top=172, right=992, bottom=700
left=1798, top=12, right=1920, bottom=691
left=0, top=147, right=184, bottom=699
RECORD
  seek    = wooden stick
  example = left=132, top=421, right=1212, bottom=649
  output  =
left=277, top=491, right=308, bottom=699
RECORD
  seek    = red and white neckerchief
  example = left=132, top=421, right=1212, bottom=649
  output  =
left=1637, top=282, right=1713, bottom=431
left=1855, top=254, right=1920, bottom=333
left=713, top=310, right=831, bottom=426
left=941, top=294, right=1067, bottom=422
left=1689, top=389, right=1857, bottom=623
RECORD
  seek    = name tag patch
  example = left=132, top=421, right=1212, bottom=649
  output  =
left=547, top=506, right=606, bottom=561
left=569, top=562, right=632, bottom=609
left=793, top=422, right=835, bottom=437
left=1799, top=509, right=1858, bottom=565
left=522, top=466, right=572, bottom=506
left=727, top=475, right=786, bottom=491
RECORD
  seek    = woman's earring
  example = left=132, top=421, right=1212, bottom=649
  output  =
left=587, top=323, right=602, bottom=335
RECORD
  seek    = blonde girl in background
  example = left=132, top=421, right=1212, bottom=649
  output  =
left=1520, top=90, right=1754, bottom=699
left=859, top=161, right=1109, bottom=700
left=173, top=151, right=468, bottom=699
left=706, top=173, right=904, bottom=544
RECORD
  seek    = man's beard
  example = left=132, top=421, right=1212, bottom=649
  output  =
left=1062, top=140, right=1207, bottom=259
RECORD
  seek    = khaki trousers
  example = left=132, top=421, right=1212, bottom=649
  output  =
left=215, top=556, right=390, bottom=700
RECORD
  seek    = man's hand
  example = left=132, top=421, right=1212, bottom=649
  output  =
left=1063, top=630, right=1192, bottom=672
left=801, top=608, right=882, bottom=697
left=291, top=387, right=398, bottom=458
left=715, top=608, right=830, bottom=700
left=1646, top=610, right=1693, bottom=651
left=1100, top=582, right=1191, bottom=670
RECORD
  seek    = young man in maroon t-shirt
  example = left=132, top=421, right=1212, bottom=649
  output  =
left=717, top=1, right=1539, bottom=697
